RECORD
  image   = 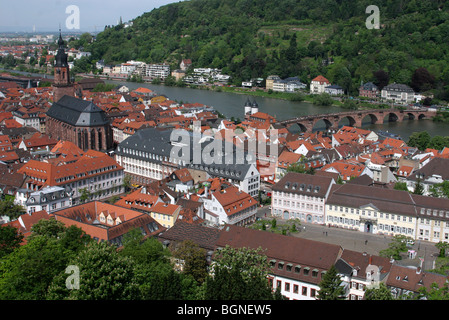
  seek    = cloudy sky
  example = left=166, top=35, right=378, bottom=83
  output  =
left=0, top=0, right=179, bottom=32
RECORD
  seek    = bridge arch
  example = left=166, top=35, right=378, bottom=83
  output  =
left=418, top=113, right=427, bottom=120
left=287, top=122, right=308, bottom=133
left=312, top=118, right=334, bottom=132
left=383, top=112, right=399, bottom=123
left=337, top=115, right=357, bottom=128
left=361, top=113, right=380, bottom=124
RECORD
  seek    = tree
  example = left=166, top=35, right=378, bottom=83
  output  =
left=79, top=187, right=91, bottom=203
left=364, top=283, right=395, bottom=300
left=0, top=235, right=74, bottom=299
left=171, top=240, right=208, bottom=284
left=312, top=93, right=334, bottom=106
left=119, top=228, right=170, bottom=265
left=413, top=178, right=425, bottom=196
left=429, top=181, right=449, bottom=198
left=0, top=225, right=23, bottom=259
left=407, top=131, right=431, bottom=151
left=122, top=174, right=132, bottom=191
left=417, top=282, right=449, bottom=300
left=204, top=245, right=281, bottom=300
left=28, top=218, right=67, bottom=240
left=411, top=67, right=435, bottom=92
left=137, top=263, right=198, bottom=300
left=47, top=241, right=140, bottom=300
left=0, top=198, right=25, bottom=220
left=317, top=264, right=345, bottom=300
left=286, top=162, right=316, bottom=175
left=373, top=70, right=389, bottom=90
left=379, top=235, right=412, bottom=260
left=393, top=182, right=409, bottom=191
left=435, top=241, right=449, bottom=258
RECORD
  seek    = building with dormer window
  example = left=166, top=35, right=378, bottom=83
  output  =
left=25, top=185, right=71, bottom=214
left=52, top=201, right=164, bottom=246
left=271, top=172, right=335, bottom=224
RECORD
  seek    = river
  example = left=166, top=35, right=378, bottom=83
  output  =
left=2, top=69, right=448, bottom=141
left=107, top=80, right=449, bottom=141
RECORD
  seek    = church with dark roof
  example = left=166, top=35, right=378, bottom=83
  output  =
left=46, top=32, right=113, bottom=152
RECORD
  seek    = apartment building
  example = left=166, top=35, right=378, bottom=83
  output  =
left=310, top=75, right=330, bottom=94
left=271, top=172, right=335, bottom=224
left=25, top=185, right=71, bottom=214
left=326, top=182, right=449, bottom=243
left=147, top=63, right=170, bottom=79
left=17, top=154, right=124, bottom=205
left=201, top=184, right=257, bottom=227
left=116, top=127, right=261, bottom=196
left=215, top=224, right=343, bottom=300
left=381, top=83, right=415, bottom=104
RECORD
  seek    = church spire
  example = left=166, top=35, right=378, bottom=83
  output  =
left=55, top=29, right=68, bottom=68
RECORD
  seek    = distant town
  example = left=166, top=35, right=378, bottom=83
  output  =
left=1, top=30, right=449, bottom=301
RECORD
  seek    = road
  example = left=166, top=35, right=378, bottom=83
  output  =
left=255, top=206, right=439, bottom=271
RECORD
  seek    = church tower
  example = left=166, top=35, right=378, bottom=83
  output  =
left=52, top=31, right=75, bottom=103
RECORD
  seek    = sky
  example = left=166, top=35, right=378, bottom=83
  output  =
left=0, top=0, right=179, bottom=33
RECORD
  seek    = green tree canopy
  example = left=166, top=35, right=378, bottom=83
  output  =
left=364, top=283, right=395, bottom=300
left=47, top=241, right=140, bottom=300
left=0, top=225, right=23, bottom=259
left=317, top=264, right=345, bottom=300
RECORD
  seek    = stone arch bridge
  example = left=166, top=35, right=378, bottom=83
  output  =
left=277, top=108, right=436, bottom=132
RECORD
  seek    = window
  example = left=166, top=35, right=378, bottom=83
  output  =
left=293, top=285, right=299, bottom=294
left=302, top=286, right=307, bottom=295
left=285, top=282, right=290, bottom=292
left=303, top=267, right=310, bottom=276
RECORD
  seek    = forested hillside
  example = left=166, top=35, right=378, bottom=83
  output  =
left=81, top=0, right=449, bottom=99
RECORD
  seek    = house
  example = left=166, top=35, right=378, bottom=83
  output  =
left=4, top=210, right=52, bottom=243
left=114, top=187, right=163, bottom=213
left=359, top=82, right=379, bottom=99
left=385, top=263, right=447, bottom=299
left=25, top=185, right=71, bottom=214
left=324, top=84, right=344, bottom=96
left=18, top=132, right=58, bottom=152
left=271, top=172, right=335, bottom=224
left=214, top=224, right=343, bottom=300
left=168, top=168, right=195, bottom=192
left=406, top=157, right=449, bottom=195
left=265, top=75, right=281, bottom=91
left=381, top=83, right=415, bottom=104
left=180, top=59, right=192, bottom=71
left=336, top=249, right=392, bottom=300
left=321, top=160, right=373, bottom=181
left=272, top=77, right=307, bottom=93
left=150, top=202, right=182, bottom=229
left=310, top=75, right=330, bottom=94
left=52, top=201, right=164, bottom=246
left=201, top=184, right=258, bottom=227
left=157, top=220, right=220, bottom=271
left=275, top=150, right=302, bottom=181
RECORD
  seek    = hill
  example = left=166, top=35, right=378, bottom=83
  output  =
left=79, top=0, right=449, bottom=100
